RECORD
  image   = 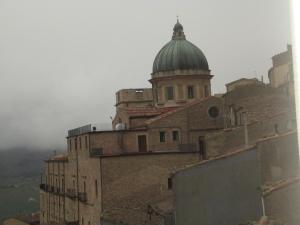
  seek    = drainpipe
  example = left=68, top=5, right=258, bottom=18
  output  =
left=243, top=111, right=249, bottom=147
left=261, top=196, right=266, bottom=216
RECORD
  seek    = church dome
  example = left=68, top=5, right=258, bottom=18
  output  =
left=152, top=20, right=209, bottom=74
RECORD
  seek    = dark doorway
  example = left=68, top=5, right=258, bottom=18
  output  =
left=138, top=135, right=147, bottom=152
left=198, top=136, right=207, bottom=160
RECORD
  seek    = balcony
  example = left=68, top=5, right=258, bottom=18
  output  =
left=89, top=148, right=103, bottom=157
left=66, top=188, right=77, bottom=199
left=78, top=192, right=87, bottom=203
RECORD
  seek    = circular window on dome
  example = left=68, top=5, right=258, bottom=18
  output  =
left=208, top=106, right=219, bottom=118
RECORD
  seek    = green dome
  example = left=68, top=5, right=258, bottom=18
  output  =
left=152, top=21, right=209, bottom=74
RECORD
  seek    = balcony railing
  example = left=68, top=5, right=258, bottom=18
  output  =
left=66, top=188, right=77, bottom=199
left=89, top=148, right=103, bottom=157
left=40, top=183, right=46, bottom=191
left=78, top=192, right=87, bottom=203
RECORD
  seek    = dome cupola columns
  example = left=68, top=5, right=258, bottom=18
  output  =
left=149, top=19, right=213, bottom=108
left=172, top=19, right=185, bottom=40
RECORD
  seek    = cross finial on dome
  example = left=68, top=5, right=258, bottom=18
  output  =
left=172, top=16, right=185, bottom=40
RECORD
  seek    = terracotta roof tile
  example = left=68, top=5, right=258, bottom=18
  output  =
left=124, top=107, right=178, bottom=117
left=145, top=96, right=216, bottom=124
left=263, top=176, right=300, bottom=196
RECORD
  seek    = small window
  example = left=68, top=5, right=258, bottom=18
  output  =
left=69, top=139, right=72, bottom=151
left=75, top=138, right=77, bottom=150
left=165, top=86, right=174, bottom=100
left=187, top=86, right=194, bottom=99
left=85, top=136, right=88, bottom=148
left=204, top=85, right=209, bottom=97
left=172, top=130, right=179, bottom=141
left=168, top=177, right=172, bottom=189
left=79, top=137, right=82, bottom=149
left=95, top=180, right=98, bottom=198
left=160, top=131, right=166, bottom=142
left=274, top=124, right=279, bottom=134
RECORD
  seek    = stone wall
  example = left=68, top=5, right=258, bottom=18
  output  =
left=40, top=160, right=67, bottom=225
left=147, top=96, right=224, bottom=151
left=115, top=89, right=153, bottom=109
left=205, top=111, right=296, bottom=158
left=257, top=132, right=299, bottom=183
left=100, top=152, right=200, bottom=225
left=264, top=181, right=300, bottom=225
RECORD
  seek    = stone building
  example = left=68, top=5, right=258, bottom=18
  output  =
left=170, top=130, right=299, bottom=225
left=3, top=213, right=39, bottom=225
left=39, top=20, right=297, bottom=225
left=268, top=45, right=294, bottom=96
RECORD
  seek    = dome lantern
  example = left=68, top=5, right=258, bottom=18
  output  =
left=172, top=19, right=185, bottom=40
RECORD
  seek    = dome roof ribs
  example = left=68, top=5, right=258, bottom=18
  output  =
left=152, top=20, right=209, bottom=74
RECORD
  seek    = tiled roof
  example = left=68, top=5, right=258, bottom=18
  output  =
left=145, top=96, right=216, bottom=124
left=170, top=144, right=256, bottom=177
left=171, top=130, right=297, bottom=176
left=262, top=176, right=300, bottom=196
left=124, top=106, right=178, bottom=118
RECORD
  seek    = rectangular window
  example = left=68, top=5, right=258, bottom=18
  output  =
left=159, top=131, right=166, bottom=142
left=75, top=138, right=77, bottom=150
left=79, top=137, right=82, bottom=149
left=168, top=177, right=172, bottom=189
left=85, top=136, right=88, bottom=149
left=187, top=86, right=194, bottom=99
left=95, top=180, right=98, bottom=198
left=172, top=130, right=179, bottom=141
left=165, top=86, right=174, bottom=100
left=69, top=139, right=72, bottom=151
left=204, top=85, right=209, bottom=97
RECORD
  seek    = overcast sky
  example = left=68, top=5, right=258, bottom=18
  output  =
left=0, top=0, right=292, bottom=150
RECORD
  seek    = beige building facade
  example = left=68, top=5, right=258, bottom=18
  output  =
left=40, top=19, right=296, bottom=225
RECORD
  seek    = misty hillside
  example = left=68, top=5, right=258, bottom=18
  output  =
left=0, top=149, right=57, bottom=178
left=0, top=149, right=62, bottom=222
